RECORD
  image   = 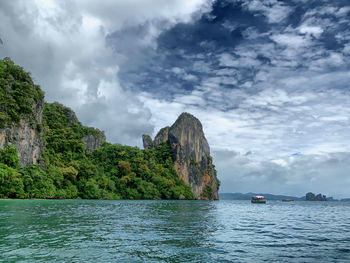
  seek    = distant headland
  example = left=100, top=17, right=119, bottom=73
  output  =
left=305, top=192, right=327, bottom=201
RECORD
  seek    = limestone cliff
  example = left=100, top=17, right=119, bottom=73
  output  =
left=143, top=113, right=219, bottom=200
left=0, top=98, right=106, bottom=167
left=0, top=99, right=44, bottom=167
left=82, top=132, right=106, bottom=153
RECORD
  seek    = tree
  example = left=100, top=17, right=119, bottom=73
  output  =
left=0, top=164, right=25, bottom=198
left=0, top=146, right=20, bottom=168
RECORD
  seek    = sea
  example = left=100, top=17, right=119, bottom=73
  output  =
left=0, top=199, right=349, bottom=262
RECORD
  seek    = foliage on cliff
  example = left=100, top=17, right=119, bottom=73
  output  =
left=0, top=57, right=44, bottom=128
left=0, top=58, right=195, bottom=199
left=0, top=142, right=194, bottom=199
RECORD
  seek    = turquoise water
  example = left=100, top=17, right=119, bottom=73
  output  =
left=0, top=200, right=350, bottom=262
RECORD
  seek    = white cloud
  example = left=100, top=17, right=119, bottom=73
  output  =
left=171, top=67, right=198, bottom=81
left=298, top=25, right=323, bottom=38
left=319, top=116, right=348, bottom=122
left=271, top=33, right=309, bottom=48
left=219, top=53, right=237, bottom=67
left=309, top=52, right=344, bottom=71
left=214, top=149, right=350, bottom=198
left=218, top=51, right=260, bottom=68
left=271, top=159, right=288, bottom=167
left=139, top=68, right=350, bottom=170
left=0, top=0, right=209, bottom=146
left=244, top=0, right=293, bottom=23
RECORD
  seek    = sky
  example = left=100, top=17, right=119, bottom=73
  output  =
left=1, top=0, right=350, bottom=198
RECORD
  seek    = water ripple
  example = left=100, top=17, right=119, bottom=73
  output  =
left=0, top=200, right=350, bottom=262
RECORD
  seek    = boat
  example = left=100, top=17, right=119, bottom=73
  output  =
left=251, top=195, right=266, bottom=204
left=282, top=199, right=294, bottom=202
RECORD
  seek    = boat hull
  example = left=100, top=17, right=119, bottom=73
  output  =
left=251, top=200, right=266, bottom=204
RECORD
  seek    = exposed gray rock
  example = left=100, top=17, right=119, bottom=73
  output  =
left=178, top=194, right=186, bottom=200
left=142, top=134, right=153, bottom=150
left=145, top=112, right=219, bottom=200
left=82, top=131, right=106, bottom=153
left=153, top=127, right=169, bottom=146
left=0, top=99, right=44, bottom=167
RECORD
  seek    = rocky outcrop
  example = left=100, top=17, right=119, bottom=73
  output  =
left=0, top=97, right=106, bottom=166
left=82, top=131, right=106, bottom=153
left=0, top=99, right=44, bottom=167
left=143, top=113, right=219, bottom=200
left=153, top=127, right=170, bottom=147
left=142, top=134, right=153, bottom=150
left=306, top=192, right=327, bottom=201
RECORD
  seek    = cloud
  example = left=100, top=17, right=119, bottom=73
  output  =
left=130, top=0, right=350, bottom=196
left=298, top=25, right=323, bottom=38
left=218, top=51, right=260, bottom=68
left=213, top=149, right=350, bottom=198
left=270, top=33, right=309, bottom=48
left=0, top=0, right=209, bottom=146
left=243, top=0, right=294, bottom=23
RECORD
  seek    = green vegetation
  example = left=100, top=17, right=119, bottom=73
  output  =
left=0, top=57, right=195, bottom=199
left=0, top=57, right=44, bottom=128
left=0, top=141, right=194, bottom=199
left=201, top=184, right=213, bottom=199
left=0, top=145, right=19, bottom=168
left=88, top=142, right=194, bottom=199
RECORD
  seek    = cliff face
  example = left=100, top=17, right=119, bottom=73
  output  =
left=82, top=132, right=106, bottom=153
left=143, top=113, right=219, bottom=200
left=0, top=98, right=106, bottom=167
left=0, top=99, right=44, bottom=167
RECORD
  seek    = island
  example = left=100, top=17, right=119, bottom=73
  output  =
left=305, top=192, right=327, bottom=201
left=0, top=57, right=219, bottom=200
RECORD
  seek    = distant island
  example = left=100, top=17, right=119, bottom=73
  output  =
left=305, top=192, right=327, bottom=201
left=220, top=192, right=350, bottom=201
left=0, top=57, right=219, bottom=200
left=220, top=193, right=303, bottom=201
